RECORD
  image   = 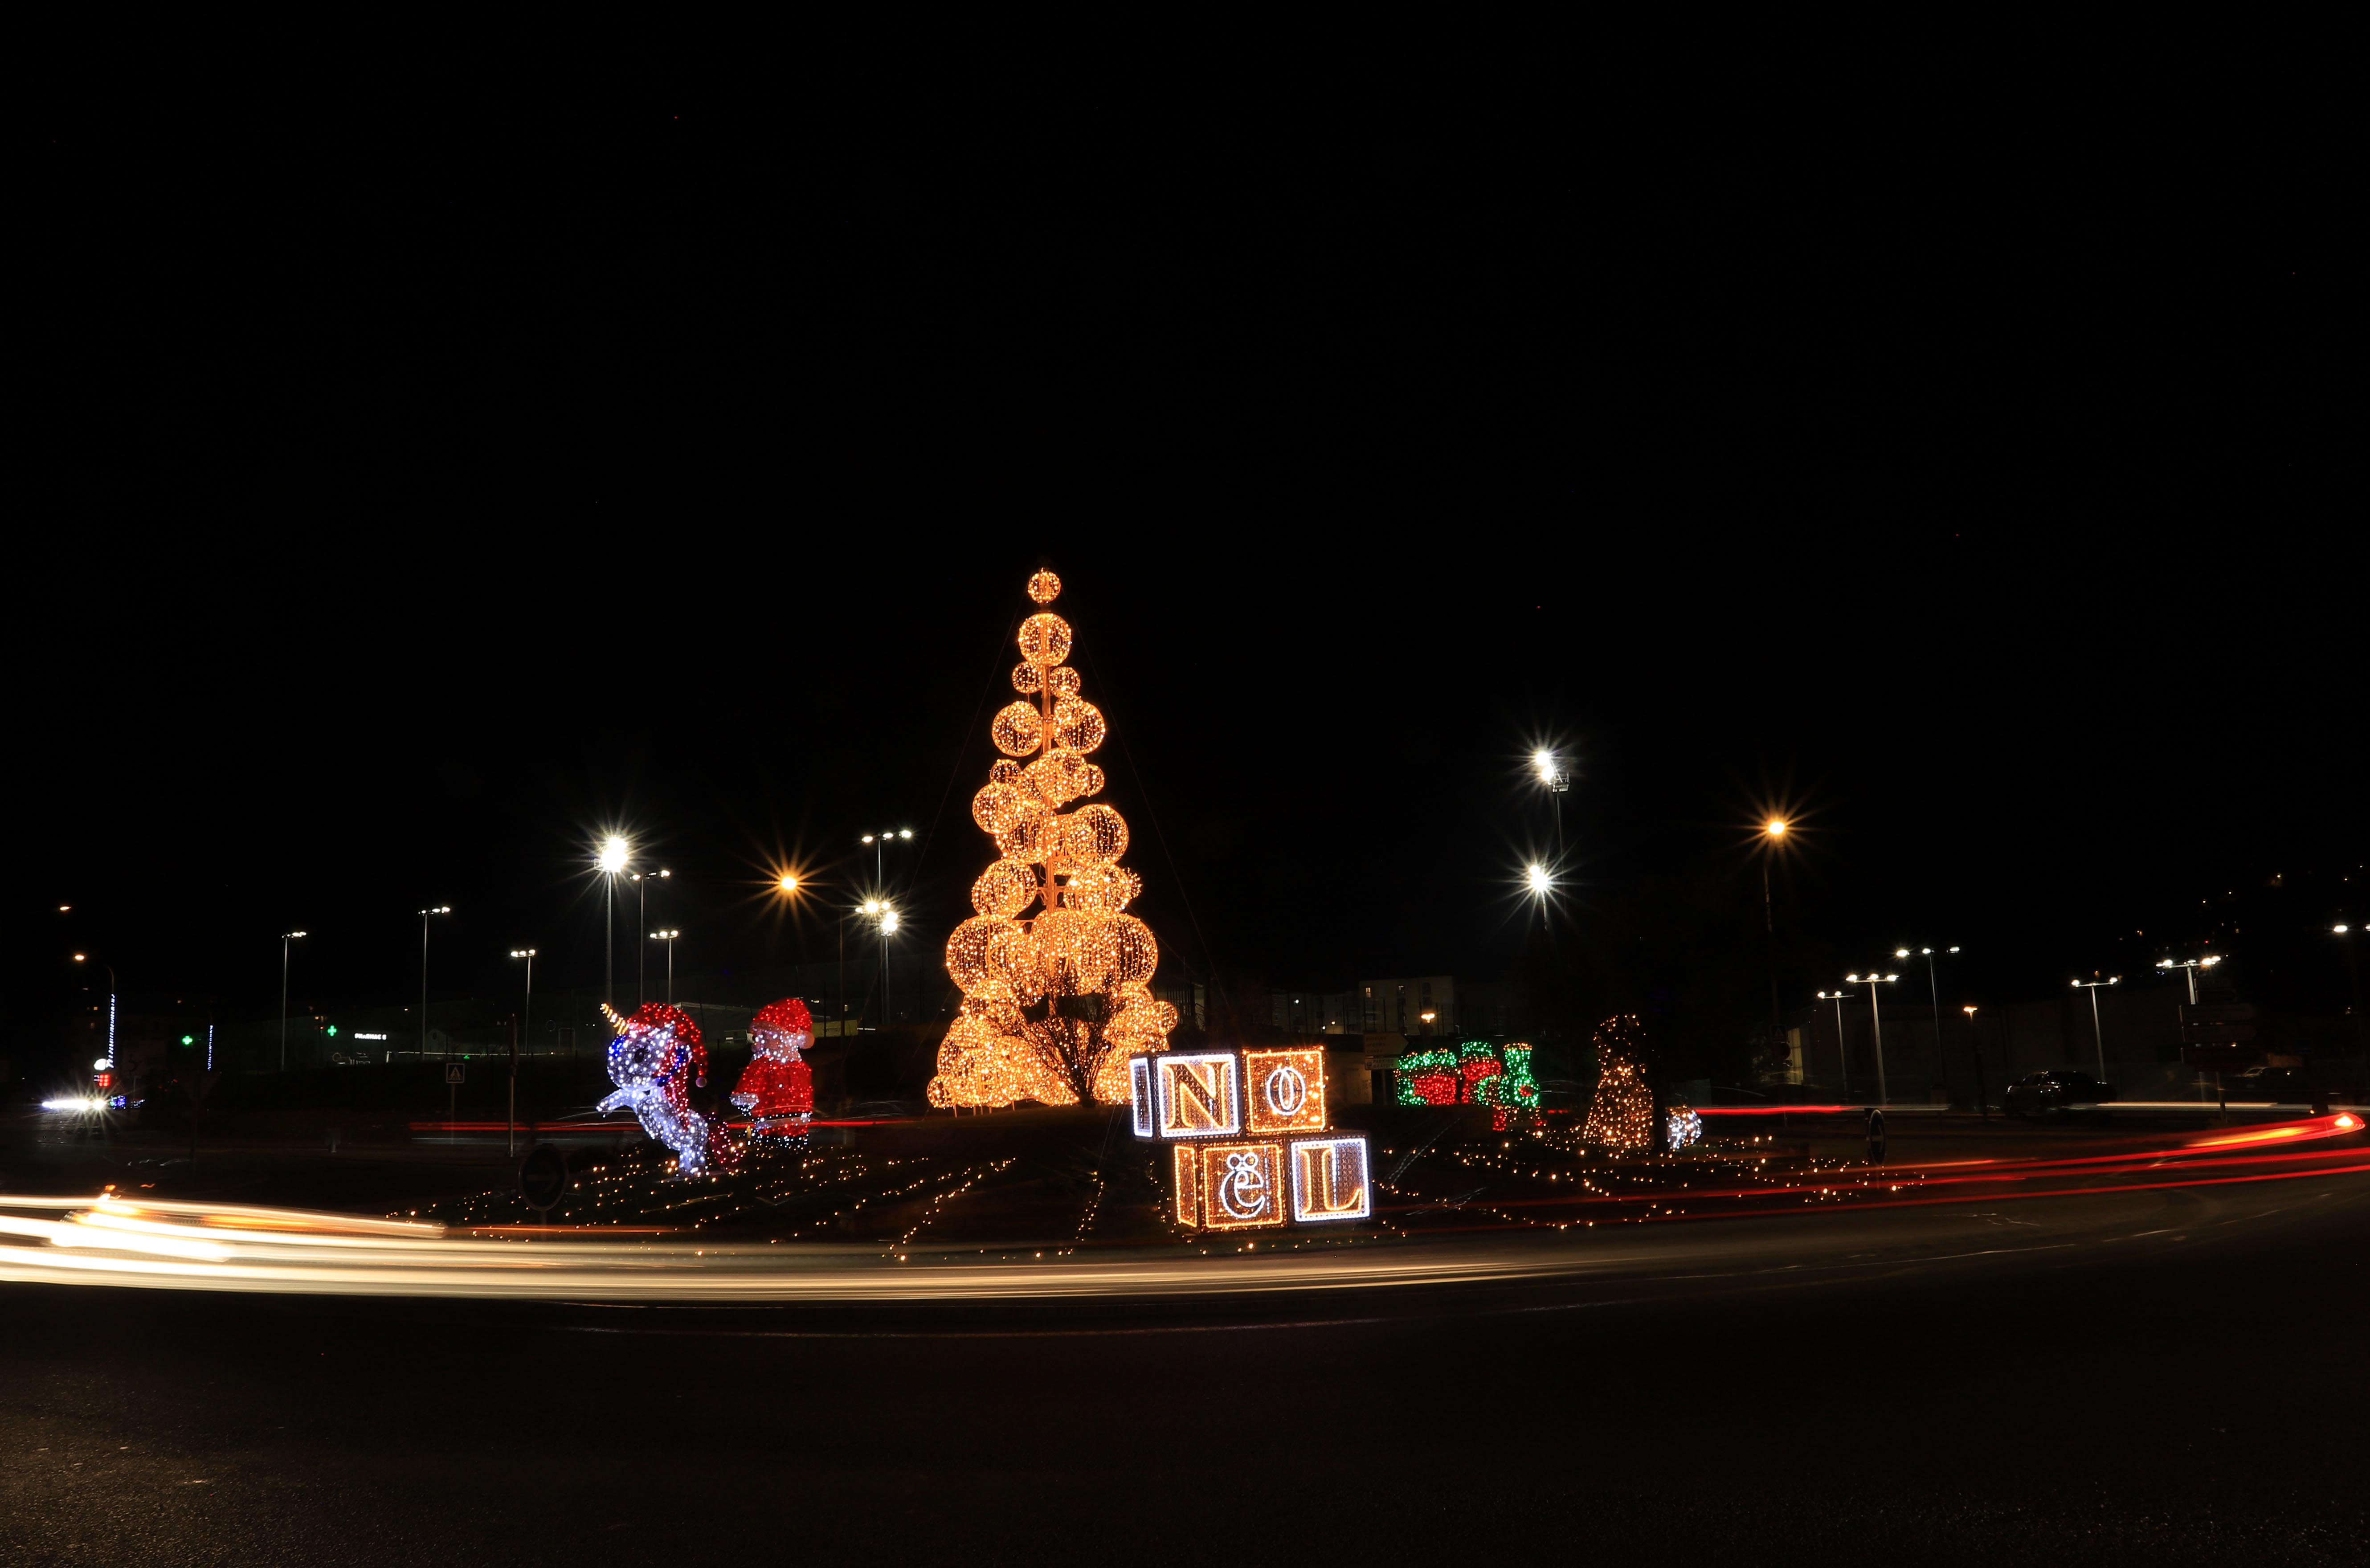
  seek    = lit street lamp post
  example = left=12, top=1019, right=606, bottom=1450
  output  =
left=71, top=954, right=118, bottom=1091
left=631, top=867, right=671, bottom=1009
left=508, top=947, right=535, bottom=1157
left=419, top=906, right=452, bottom=1056
left=861, top=830, right=913, bottom=1025
left=280, top=930, right=307, bottom=1071
left=2072, top=976, right=2120, bottom=1082
left=2157, top=955, right=2224, bottom=1099
left=1896, top=944, right=1961, bottom=1097
left=650, top=930, right=681, bottom=1006
left=1816, top=989, right=1856, bottom=1098
left=1964, top=1004, right=1986, bottom=1120
left=1761, top=820, right=1789, bottom=1072
left=597, top=836, right=629, bottom=1006
left=1843, top=971, right=1901, bottom=1104
left=2328, top=924, right=2365, bottom=1059
left=1533, top=751, right=1570, bottom=860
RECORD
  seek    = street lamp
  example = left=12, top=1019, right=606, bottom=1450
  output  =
left=1759, top=821, right=1790, bottom=1072
left=280, top=931, right=307, bottom=1071
left=650, top=929, right=682, bottom=1005
left=2330, top=924, right=2366, bottom=1058
left=71, top=954, right=118, bottom=1084
left=1533, top=751, right=1571, bottom=858
left=630, top=867, right=671, bottom=1008
left=1896, top=945, right=1961, bottom=1095
left=509, top=947, right=537, bottom=1044
left=1842, top=972, right=1901, bottom=1104
left=597, top=836, right=629, bottom=1005
left=2158, top=955, right=2223, bottom=1100
left=861, top=830, right=914, bottom=1025
left=1963, top=1005, right=1986, bottom=1121
left=1816, top=989, right=1857, bottom=1098
left=419, top=906, right=452, bottom=1056
left=507, top=947, right=536, bottom=1157
left=2071, top=975, right=2120, bottom=1082
left=1525, top=863, right=1552, bottom=897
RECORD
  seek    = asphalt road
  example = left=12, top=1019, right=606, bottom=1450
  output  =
left=3, top=1158, right=2364, bottom=1566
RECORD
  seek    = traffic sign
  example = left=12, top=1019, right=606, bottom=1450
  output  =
left=2182, top=1045, right=2265, bottom=1070
left=2180, top=1003, right=2257, bottom=1024
left=519, top=1143, right=570, bottom=1209
left=2181, top=1021, right=2256, bottom=1043
left=444, top=1062, right=466, bottom=1085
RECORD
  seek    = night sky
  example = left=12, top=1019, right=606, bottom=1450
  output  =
left=20, top=85, right=2361, bottom=1062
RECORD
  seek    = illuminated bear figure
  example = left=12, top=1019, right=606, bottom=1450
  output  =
left=732, top=997, right=815, bottom=1148
left=598, top=1002, right=731, bottom=1175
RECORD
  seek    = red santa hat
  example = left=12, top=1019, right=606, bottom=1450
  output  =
left=752, top=997, right=813, bottom=1034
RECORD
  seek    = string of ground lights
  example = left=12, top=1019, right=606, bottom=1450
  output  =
left=0, top=1111, right=2357, bottom=1298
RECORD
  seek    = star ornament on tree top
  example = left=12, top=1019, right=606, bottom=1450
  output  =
left=927, top=569, right=1180, bottom=1110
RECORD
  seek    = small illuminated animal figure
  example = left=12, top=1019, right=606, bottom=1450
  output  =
left=598, top=1003, right=721, bottom=1174
left=733, top=997, right=816, bottom=1147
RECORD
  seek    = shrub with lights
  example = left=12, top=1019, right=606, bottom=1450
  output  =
left=927, top=568, right=1181, bottom=1109
left=1394, top=1040, right=1541, bottom=1128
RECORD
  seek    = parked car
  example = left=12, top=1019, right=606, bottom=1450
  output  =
left=2005, top=1070, right=2117, bottom=1118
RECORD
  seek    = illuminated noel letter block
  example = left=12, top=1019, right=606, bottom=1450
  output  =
left=1242, top=1046, right=1327, bottom=1135
left=1130, top=1056, right=1157, bottom=1139
left=1152, top=1052, right=1240, bottom=1139
left=1287, top=1135, right=1371, bottom=1222
left=1172, top=1143, right=1201, bottom=1226
left=1197, top=1141, right=1287, bottom=1229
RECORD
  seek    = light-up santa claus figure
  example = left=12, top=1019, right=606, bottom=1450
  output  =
left=733, top=996, right=815, bottom=1147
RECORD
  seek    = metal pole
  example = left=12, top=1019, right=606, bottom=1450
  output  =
left=604, top=878, right=614, bottom=1007
left=876, top=838, right=889, bottom=1028
left=421, top=910, right=431, bottom=1058
left=2089, top=985, right=2106, bottom=1081
left=507, top=1014, right=518, bottom=1159
left=1833, top=993, right=1851, bottom=1098
left=280, top=935, right=292, bottom=1071
left=1927, top=952, right=1944, bottom=1095
left=666, top=937, right=675, bottom=1006
left=837, top=915, right=846, bottom=1037
left=1763, top=858, right=1782, bottom=1074
left=1869, top=985, right=1888, bottom=1106
left=637, top=878, right=648, bottom=1009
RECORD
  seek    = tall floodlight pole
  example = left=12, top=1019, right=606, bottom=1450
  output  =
left=2158, top=955, right=2223, bottom=1099
left=1533, top=751, right=1571, bottom=861
left=72, top=955, right=118, bottom=1086
left=651, top=930, right=681, bottom=1005
left=509, top=947, right=536, bottom=1156
left=1844, top=971, right=1901, bottom=1104
left=861, top=829, right=914, bottom=1025
left=597, top=836, right=630, bottom=1006
left=1897, top=944, right=1961, bottom=1094
left=1817, top=990, right=1856, bottom=1097
left=2332, top=925, right=2366, bottom=1058
left=2072, top=976, right=2120, bottom=1081
left=1761, top=820, right=1790, bottom=1069
left=1964, top=1005, right=1987, bottom=1120
left=419, top=906, right=452, bottom=1055
left=631, top=868, right=671, bottom=1009
left=279, top=930, right=307, bottom=1070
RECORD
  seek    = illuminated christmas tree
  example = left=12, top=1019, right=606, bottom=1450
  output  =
left=926, top=569, right=1180, bottom=1109
left=1581, top=1013, right=1655, bottom=1148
